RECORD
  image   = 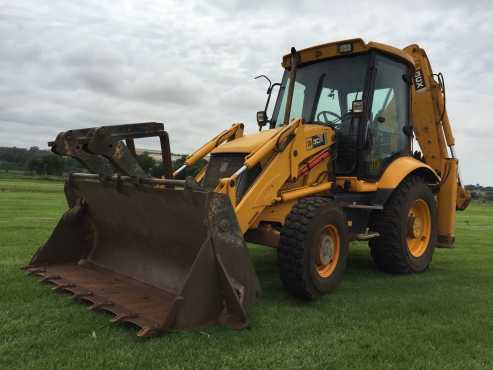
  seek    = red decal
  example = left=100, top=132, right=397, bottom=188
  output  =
left=297, top=150, right=330, bottom=177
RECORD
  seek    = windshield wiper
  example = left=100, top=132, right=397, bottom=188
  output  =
left=310, top=73, right=327, bottom=121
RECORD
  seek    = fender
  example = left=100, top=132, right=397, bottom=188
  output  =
left=378, top=156, right=440, bottom=191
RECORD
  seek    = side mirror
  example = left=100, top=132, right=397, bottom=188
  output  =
left=256, top=111, right=268, bottom=127
left=255, top=74, right=281, bottom=131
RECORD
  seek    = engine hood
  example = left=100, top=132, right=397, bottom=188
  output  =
left=211, top=127, right=281, bottom=154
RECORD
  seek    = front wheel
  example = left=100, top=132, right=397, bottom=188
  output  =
left=278, top=197, right=349, bottom=299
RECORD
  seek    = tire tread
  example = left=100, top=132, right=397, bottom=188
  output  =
left=278, top=197, right=342, bottom=298
left=369, top=176, right=435, bottom=273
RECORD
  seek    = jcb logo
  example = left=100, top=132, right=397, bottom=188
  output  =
left=306, top=133, right=326, bottom=150
left=414, top=69, right=426, bottom=91
left=313, top=135, right=324, bottom=146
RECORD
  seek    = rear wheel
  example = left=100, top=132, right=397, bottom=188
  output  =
left=369, top=176, right=437, bottom=273
left=278, top=197, right=349, bottom=299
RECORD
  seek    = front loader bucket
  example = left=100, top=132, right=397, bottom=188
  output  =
left=25, top=175, right=260, bottom=337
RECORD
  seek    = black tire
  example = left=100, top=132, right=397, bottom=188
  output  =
left=278, top=197, right=349, bottom=299
left=369, top=176, right=437, bottom=273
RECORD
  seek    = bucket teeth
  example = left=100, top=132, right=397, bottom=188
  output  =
left=24, top=267, right=46, bottom=275
left=137, top=327, right=159, bottom=337
left=40, top=275, right=61, bottom=282
left=52, top=283, right=76, bottom=291
left=89, top=301, right=114, bottom=311
left=110, top=313, right=138, bottom=324
left=71, top=291, right=94, bottom=300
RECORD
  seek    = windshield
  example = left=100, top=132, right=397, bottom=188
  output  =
left=271, top=54, right=369, bottom=128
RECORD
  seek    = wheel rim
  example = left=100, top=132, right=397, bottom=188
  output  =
left=316, top=224, right=340, bottom=278
left=406, top=198, right=431, bottom=257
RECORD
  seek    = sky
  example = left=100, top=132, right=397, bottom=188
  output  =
left=0, top=0, right=492, bottom=184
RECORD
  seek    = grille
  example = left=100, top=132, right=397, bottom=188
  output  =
left=202, top=153, right=246, bottom=190
left=202, top=153, right=261, bottom=203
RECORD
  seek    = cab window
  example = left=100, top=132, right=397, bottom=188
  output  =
left=364, top=55, right=410, bottom=178
left=314, top=87, right=341, bottom=120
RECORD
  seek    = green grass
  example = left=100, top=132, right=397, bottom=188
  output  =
left=1, top=176, right=493, bottom=369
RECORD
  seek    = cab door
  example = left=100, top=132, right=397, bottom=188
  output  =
left=361, top=54, right=411, bottom=180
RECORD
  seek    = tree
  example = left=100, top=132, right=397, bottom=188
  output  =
left=149, top=155, right=207, bottom=178
left=150, top=162, right=166, bottom=178
left=136, top=152, right=156, bottom=174
left=27, top=154, right=64, bottom=175
left=0, top=147, right=31, bottom=169
left=44, top=155, right=64, bottom=175
left=484, top=192, right=493, bottom=202
left=171, top=156, right=207, bottom=179
left=27, top=157, right=42, bottom=174
left=63, top=157, right=85, bottom=173
left=0, top=161, right=12, bottom=173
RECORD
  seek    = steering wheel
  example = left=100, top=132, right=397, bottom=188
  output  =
left=316, top=110, right=342, bottom=124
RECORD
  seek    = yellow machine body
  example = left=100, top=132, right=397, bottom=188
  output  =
left=26, top=38, right=470, bottom=336
left=180, top=38, right=470, bottom=247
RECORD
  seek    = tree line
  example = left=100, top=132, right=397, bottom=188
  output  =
left=139, top=153, right=206, bottom=178
left=0, top=146, right=80, bottom=175
left=2, top=147, right=489, bottom=194
left=465, top=185, right=493, bottom=202
left=0, top=146, right=205, bottom=178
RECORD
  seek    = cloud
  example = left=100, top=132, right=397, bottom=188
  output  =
left=0, top=0, right=492, bottom=184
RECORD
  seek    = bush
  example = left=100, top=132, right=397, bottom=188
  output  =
left=484, top=192, right=493, bottom=202
left=136, top=152, right=156, bottom=174
left=27, top=154, right=64, bottom=176
left=148, top=155, right=207, bottom=179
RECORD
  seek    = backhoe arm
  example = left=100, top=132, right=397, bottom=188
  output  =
left=404, top=44, right=471, bottom=246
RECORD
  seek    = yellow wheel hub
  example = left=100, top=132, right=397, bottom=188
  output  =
left=406, top=199, right=431, bottom=257
left=316, top=225, right=340, bottom=278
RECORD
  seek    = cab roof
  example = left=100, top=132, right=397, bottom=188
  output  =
left=281, top=38, right=415, bottom=69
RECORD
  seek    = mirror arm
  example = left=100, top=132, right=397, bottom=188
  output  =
left=266, top=83, right=282, bottom=111
left=254, top=75, right=272, bottom=92
left=255, top=72, right=284, bottom=130
left=255, top=79, right=282, bottom=131
left=263, top=83, right=283, bottom=128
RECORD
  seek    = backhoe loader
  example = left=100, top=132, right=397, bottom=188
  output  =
left=25, top=38, right=470, bottom=336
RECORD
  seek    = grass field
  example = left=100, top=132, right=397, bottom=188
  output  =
left=1, top=174, right=492, bottom=369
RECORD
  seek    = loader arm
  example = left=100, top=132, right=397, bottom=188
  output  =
left=171, top=118, right=334, bottom=234
left=214, top=119, right=334, bottom=234
left=404, top=45, right=471, bottom=246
